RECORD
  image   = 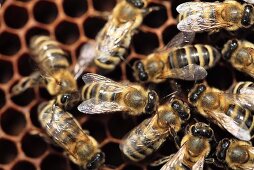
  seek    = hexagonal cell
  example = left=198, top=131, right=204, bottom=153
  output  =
left=12, top=161, right=36, bottom=170
left=40, top=154, right=69, bottom=170
left=4, top=5, right=28, bottom=29
left=25, top=27, right=50, bottom=47
left=55, top=21, right=80, bottom=44
left=21, top=133, right=47, bottom=158
left=39, top=87, right=52, bottom=100
left=143, top=3, right=168, bottom=28
left=83, top=17, right=107, bottom=39
left=63, top=0, right=87, bottom=17
left=1, top=108, right=27, bottom=136
left=133, top=31, right=159, bottom=55
left=17, top=53, right=36, bottom=76
left=162, top=25, right=178, bottom=45
left=0, top=32, right=21, bottom=56
left=101, top=142, right=123, bottom=167
left=0, top=88, right=6, bottom=109
left=82, top=119, right=106, bottom=143
left=30, top=103, right=42, bottom=128
left=92, top=0, right=116, bottom=12
left=33, top=1, right=58, bottom=24
left=108, top=114, right=136, bottom=139
left=206, top=65, right=233, bottom=90
left=11, top=84, right=35, bottom=106
left=0, top=138, right=18, bottom=164
left=0, top=60, right=13, bottom=84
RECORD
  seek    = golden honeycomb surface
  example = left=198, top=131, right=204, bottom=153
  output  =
left=0, top=0, right=253, bottom=170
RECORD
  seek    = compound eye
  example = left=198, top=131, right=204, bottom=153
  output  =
left=61, top=94, right=70, bottom=104
left=191, top=126, right=198, bottom=136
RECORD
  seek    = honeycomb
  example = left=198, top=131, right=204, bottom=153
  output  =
left=0, top=0, right=254, bottom=170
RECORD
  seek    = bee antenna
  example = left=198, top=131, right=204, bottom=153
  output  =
left=119, top=55, right=134, bottom=71
left=161, top=91, right=178, bottom=102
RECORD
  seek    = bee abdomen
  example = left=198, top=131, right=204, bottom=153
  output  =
left=232, top=81, right=254, bottom=94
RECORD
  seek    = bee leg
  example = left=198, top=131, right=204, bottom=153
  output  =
left=169, top=128, right=181, bottom=149
left=100, top=11, right=111, bottom=20
left=11, top=71, right=44, bottom=96
left=142, top=6, right=160, bottom=16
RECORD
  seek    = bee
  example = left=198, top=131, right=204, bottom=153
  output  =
left=230, top=81, right=254, bottom=112
left=188, top=83, right=253, bottom=141
left=222, top=39, right=254, bottom=78
left=77, top=73, right=159, bottom=116
left=82, top=0, right=158, bottom=72
left=152, top=122, right=214, bottom=170
left=177, top=1, right=254, bottom=32
left=120, top=98, right=191, bottom=162
left=10, top=35, right=92, bottom=108
left=133, top=32, right=219, bottom=83
left=38, top=100, right=105, bottom=170
left=216, top=138, right=254, bottom=170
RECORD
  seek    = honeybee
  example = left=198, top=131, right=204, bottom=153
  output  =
left=177, top=1, right=254, bottom=32
left=230, top=81, right=254, bottom=112
left=216, top=138, right=254, bottom=170
left=188, top=83, right=253, bottom=141
left=152, top=122, right=214, bottom=170
left=133, top=32, right=220, bottom=83
left=38, top=100, right=105, bottom=170
left=77, top=73, right=159, bottom=116
left=120, top=98, right=191, bottom=162
left=82, top=0, right=158, bottom=72
left=222, top=39, right=254, bottom=78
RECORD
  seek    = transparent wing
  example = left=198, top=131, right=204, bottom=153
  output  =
left=156, top=32, right=195, bottom=53
left=158, top=64, right=207, bottom=81
left=176, top=2, right=218, bottom=13
left=242, top=0, right=254, bottom=4
left=96, top=20, right=134, bottom=62
left=82, top=73, right=121, bottom=84
left=120, top=117, right=169, bottom=158
left=192, top=156, right=205, bottom=170
left=78, top=98, right=128, bottom=114
left=177, top=12, right=231, bottom=32
left=160, top=143, right=186, bottom=170
left=73, top=43, right=97, bottom=79
left=206, top=109, right=251, bottom=141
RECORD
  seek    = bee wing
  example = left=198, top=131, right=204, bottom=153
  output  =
left=96, top=20, right=134, bottom=62
left=156, top=32, right=195, bottom=53
left=158, top=64, right=207, bottom=81
left=160, top=143, right=186, bottom=170
left=176, top=2, right=217, bottom=13
left=78, top=98, right=128, bottom=114
left=192, top=155, right=205, bottom=170
left=242, top=0, right=254, bottom=4
left=205, top=109, right=251, bottom=141
left=82, top=73, right=124, bottom=86
left=73, top=42, right=97, bottom=79
left=120, top=118, right=169, bottom=158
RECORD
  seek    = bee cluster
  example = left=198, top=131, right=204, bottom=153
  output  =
left=1, top=0, right=254, bottom=170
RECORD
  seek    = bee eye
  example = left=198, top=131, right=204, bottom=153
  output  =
left=145, top=91, right=158, bottom=114
left=86, top=152, right=105, bottom=170
left=126, top=0, right=144, bottom=8
left=224, top=39, right=238, bottom=60
left=171, top=101, right=189, bottom=121
left=241, top=5, right=253, bottom=27
left=61, top=94, right=70, bottom=104
left=135, top=61, right=148, bottom=81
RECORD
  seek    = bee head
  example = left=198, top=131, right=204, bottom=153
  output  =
left=171, top=99, right=190, bottom=121
left=126, top=0, right=145, bottom=8
left=56, top=91, right=81, bottom=110
left=145, top=90, right=158, bottom=114
left=222, top=39, right=238, bottom=60
left=191, top=122, right=214, bottom=139
left=188, top=84, right=206, bottom=104
left=86, top=152, right=105, bottom=170
left=242, top=5, right=253, bottom=27
left=134, top=61, right=149, bottom=82
left=216, top=138, right=231, bottom=162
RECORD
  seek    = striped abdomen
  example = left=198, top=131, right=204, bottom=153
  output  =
left=232, top=81, right=254, bottom=94
left=30, top=36, right=70, bottom=71
left=167, top=44, right=220, bottom=70
left=81, top=82, right=121, bottom=103
left=120, top=117, right=168, bottom=161
left=225, top=104, right=254, bottom=137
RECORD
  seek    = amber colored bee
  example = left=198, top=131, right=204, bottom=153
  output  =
left=82, top=0, right=158, bottom=72
left=152, top=122, right=214, bottom=170
left=177, top=1, right=254, bottom=32
left=222, top=39, right=254, bottom=78
left=133, top=32, right=220, bottom=83
left=38, top=100, right=105, bottom=170
left=120, top=98, right=190, bottom=162
left=188, top=83, right=253, bottom=141
left=216, top=138, right=254, bottom=170
left=77, top=73, right=159, bottom=116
